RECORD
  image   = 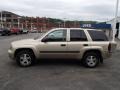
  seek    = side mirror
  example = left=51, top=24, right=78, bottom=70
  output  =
left=41, top=37, right=49, bottom=42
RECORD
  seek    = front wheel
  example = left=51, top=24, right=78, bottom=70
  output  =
left=82, top=52, right=100, bottom=68
left=16, top=50, right=35, bottom=67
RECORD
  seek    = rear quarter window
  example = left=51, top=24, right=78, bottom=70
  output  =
left=88, top=30, right=108, bottom=41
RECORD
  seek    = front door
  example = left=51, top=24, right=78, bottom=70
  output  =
left=39, top=29, right=68, bottom=59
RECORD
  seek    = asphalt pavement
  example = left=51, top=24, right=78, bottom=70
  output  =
left=0, top=33, right=120, bottom=90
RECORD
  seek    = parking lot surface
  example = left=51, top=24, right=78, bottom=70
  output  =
left=0, top=33, right=120, bottom=90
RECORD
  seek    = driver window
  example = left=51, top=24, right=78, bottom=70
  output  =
left=46, top=30, right=66, bottom=42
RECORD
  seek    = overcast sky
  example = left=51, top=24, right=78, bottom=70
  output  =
left=0, top=0, right=120, bottom=21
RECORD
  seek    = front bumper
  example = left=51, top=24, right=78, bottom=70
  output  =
left=8, top=49, right=15, bottom=60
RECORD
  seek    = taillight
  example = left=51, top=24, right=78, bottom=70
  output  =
left=108, top=43, right=111, bottom=53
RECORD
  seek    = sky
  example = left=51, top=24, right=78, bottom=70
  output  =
left=0, top=0, right=120, bottom=21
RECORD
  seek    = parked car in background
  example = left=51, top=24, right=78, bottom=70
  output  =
left=10, top=28, right=20, bottom=35
left=30, top=30, right=38, bottom=33
left=38, top=30, right=42, bottom=33
left=0, top=28, right=11, bottom=36
left=21, top=29, right=29, bottom=34
left=8, top=28, right=117, bottom=68
left=19, top=29, right=28, bottom=34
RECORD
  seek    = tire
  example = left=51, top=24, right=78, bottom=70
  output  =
left=82, top=52, right=100, bottom=68
left=8, top=32, right=11, bottom=36
left=1, top=32, right=4, bottom=36
left=7, top=33, right=9, bottom=36
left=16, top=50, right=35, bottom=67
left=8, top=33, right=11, bottom=36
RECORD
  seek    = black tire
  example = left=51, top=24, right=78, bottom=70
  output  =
left=8, top=32, right=11, bottom=36
left=1, top=33, right=5, bottom=36
left=7, top=33, right=9, bottom=36
left=16, top=50, right=35, bottom=67
left=82, top=52, right=100, bottom=68
left=8, top=33, right=11, bottom=36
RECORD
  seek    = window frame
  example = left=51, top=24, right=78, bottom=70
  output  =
left=42, top=29, right=67, bottom=42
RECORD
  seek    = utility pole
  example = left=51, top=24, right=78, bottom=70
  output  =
left=2, top=14, right=6, bottom=28
left=9, top=22, right=11, bottom=28
left=64, top=21, right=65, bottom=28
left=1, top=11, right=3, bottom=28
left=31, top=17, right=33, bottom=31
left=21, top=23, right=23, bottom=29
left=18, top=17, right=21, bottom=29
left=64, top=18, right=66, bottom=28
left=31, top=22, right=33, bottom=31
left=25, top=17, right=28, bottom=29
left=113, top=0, right=119, bottom=41
left=74, top=20, right=77, bottom=28
left=58, top=22, right=61, bottom=28
left=26, top=21, right=27, bottom=29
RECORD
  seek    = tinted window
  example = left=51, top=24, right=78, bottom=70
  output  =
left=88, top=30, right=108, bottom=41
left=70, top=30, right=87, bottom=41
left=45, top=30, right=66, bottom=42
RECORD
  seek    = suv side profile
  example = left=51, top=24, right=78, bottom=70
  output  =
left=8, top=28, right=117, bottom=68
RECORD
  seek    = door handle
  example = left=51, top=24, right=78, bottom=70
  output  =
left=83, top=44, right=88, bottom=46
left=61, top=44, right=66, bottom=46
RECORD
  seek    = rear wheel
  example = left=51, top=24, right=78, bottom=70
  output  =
left=16, top=50, right=35, bottom=67
left=82, top=52, right=100, bottom=68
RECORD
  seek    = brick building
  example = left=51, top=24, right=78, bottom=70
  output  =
left=0, top=11, right=80, bottom=31
left=0, top=11, right=20, bottom=28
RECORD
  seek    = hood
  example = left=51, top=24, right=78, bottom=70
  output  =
left=12, top=39, right=38, bottom=46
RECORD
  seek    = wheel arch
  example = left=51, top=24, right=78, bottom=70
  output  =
left=82, top=49, right=103, bottom=63
left=14, top=48, right=36, bottom=59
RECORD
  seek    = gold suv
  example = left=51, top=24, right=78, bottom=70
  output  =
left=8, top=28, right=117, bottom=68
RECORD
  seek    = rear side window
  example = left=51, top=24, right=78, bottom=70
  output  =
left=88, top=30, right=108, bottom=41
left=70, top=30, right=87, bottom=41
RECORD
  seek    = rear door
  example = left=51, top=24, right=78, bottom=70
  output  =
left=67, top=29, right=89, bottom=59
